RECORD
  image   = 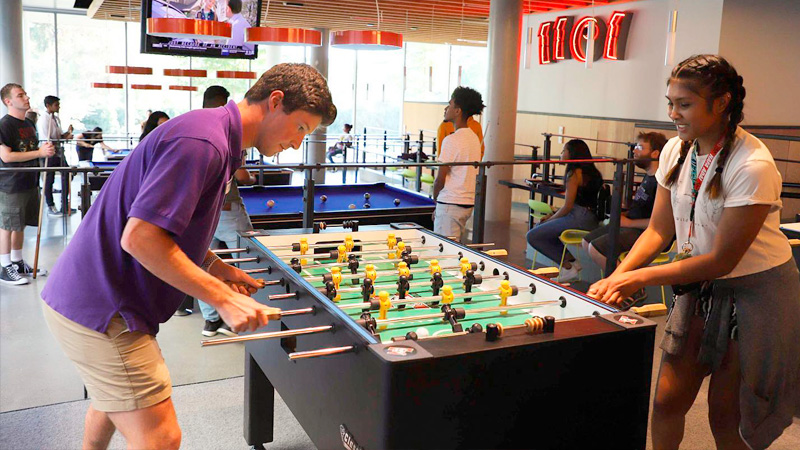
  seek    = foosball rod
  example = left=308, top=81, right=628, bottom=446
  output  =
left=268, top=235, right=428, bottom=252
left=201, top=322, right=328, bottom=347
left=302, top=249, right=506, bottom=271
left=277, top=244, right=445, bottom=262
left=328, top=274, right=503, bottom=295
left=338, top=285, right=535, bottom=311
left=211, top=247, right=249, bottom=255
left=303, top=260, right=466, bottom=282
left=374, top=300, right=560, bottom=326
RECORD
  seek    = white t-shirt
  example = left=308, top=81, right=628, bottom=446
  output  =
left=655, top=127, right=792, bottom=279
left=437, top=127, right=481, bottom=206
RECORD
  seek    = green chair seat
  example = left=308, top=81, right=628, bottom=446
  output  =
left=402, top=169, right=418, bottom=179
left=420, top=174, right=435, bottom=184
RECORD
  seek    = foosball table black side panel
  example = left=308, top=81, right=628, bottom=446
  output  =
left=244, top=317, right=655, bottom=450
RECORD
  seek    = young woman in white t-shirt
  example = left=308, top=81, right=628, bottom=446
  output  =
left=589, top=55, right=800, bottom=450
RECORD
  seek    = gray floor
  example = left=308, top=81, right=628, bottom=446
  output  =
left=1, top=176, right=798, bottom=448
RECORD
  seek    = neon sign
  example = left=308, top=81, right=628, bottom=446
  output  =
left=538, top=11, right=633, bottom=65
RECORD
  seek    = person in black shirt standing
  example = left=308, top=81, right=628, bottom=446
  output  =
left=582, top=132, right=667, bottom=271
left=0, top=83, right=55, bottom=285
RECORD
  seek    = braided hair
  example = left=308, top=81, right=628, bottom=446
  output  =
left=663, top=55, right=746, bottom=199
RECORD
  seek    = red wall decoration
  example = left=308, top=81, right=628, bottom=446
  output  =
left=538, top=11, right=633, bottom=65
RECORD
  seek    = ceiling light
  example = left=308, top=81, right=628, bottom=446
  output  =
left=246, top=27, right=322, bottom=46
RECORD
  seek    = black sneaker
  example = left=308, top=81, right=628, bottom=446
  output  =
left=0, top=264, right=29, bottom=286
left=202, top=319, right=238, bottom=337
left=619, top=288, right=648, bottom=311
left=47, top=205, right=62, bottom=216
left=12, top=260, right=47, bottom=277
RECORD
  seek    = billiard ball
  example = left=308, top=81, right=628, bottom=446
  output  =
left=320, top=195, right=328, bottom=203
left=266, top=200, right=275, bottom=208
left=363, top=193, right=371, bottom=200
left=393, top=198, right=400, bottom=206
left=348, top=203, right=356, bottom=209
left=363, top=203, right=371, bottom=209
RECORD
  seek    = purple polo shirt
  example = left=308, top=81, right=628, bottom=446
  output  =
left=42, top=101, right=243, bottom=335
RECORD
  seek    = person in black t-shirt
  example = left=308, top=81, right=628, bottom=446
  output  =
left=75, top=127, right=117, bottom=161
left=582, top=132, right=668, bottom=271
left=0, top=83, right=55, bottom=285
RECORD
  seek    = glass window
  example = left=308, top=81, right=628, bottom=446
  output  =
left=22, top=11, right=56, bottom=109
left=355, top=48, right=404, bottom=135
left=449, top=45, right=488, bottom=97
left=326, top=46, right=356, bottom=140
left=55, top=14, right=127, bottom=144
left=404, top=42, right=450, bottom=102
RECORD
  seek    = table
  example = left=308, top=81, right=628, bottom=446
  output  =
left=240, top=182, right=436, bottom=229
left=87, top=160, right=121, bottom=190
left=244, top=160, right=292, bottom=186
left=500, top=178, right=565, bottom=229
left=227, top=226, right=655, bottom=449
left=105, top=149, right=131, bottom=161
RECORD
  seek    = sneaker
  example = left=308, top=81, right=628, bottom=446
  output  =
left=47, top=205, right=62, bottom=216
left=619, top=288, right=648, bottom=311
left=0, top=264, right=29, bottom=286
left=202, top=319, right=238, bottom=337
left=173, top=308, right=193, bottom=317
left=12, top=260, right=47, bottom=277
left=556, top=261, right=582, bottom=283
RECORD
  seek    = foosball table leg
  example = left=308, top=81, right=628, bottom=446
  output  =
left=244, top=352, right=275, bottom=447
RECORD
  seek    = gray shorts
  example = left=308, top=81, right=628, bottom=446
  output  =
left=583, top=224, right=644, bottom=257
left=0, top=188, right=40, bottom=231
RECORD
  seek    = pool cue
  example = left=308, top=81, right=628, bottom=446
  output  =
left=32, top=117, right=54, bottom=279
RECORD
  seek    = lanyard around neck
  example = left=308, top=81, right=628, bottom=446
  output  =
left=687, top=136, right=725, bottom=236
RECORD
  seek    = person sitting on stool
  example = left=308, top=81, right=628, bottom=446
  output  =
left=526, top=139, right=603, bottom=282
left=326, top=123, right=353, bottom=169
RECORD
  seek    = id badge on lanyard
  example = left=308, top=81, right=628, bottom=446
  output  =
left=674, top=137, right=725, bottom=262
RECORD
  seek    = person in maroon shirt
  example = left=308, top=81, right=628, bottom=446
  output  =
left=41, top=64, right=336, bottom=450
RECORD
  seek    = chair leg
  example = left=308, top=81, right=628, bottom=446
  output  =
left=530, top=250, right=538, bottom=270
left=558, top=246, right=567, bottom=275
left=660, top=285, right=666, bottom=305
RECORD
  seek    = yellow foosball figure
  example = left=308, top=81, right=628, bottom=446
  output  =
left=344, top=234, right=355, bottom=252
left=429, top=259, right=442, bottom=276
left=387, top=233, right=397, bottom=250
left=365, top=264, right=378, bottom=284
left=330, top=266, right=343, bottom=302
left=393, top=241, right=406, bottom=259
left=499, top=279, right=512, bottom=315
left=299, top=237, right=309, bottom=266
left=378, top=290, right=392, bottom=330
left=441, top=285, right=454, bottom=305
left=397, top=261, right=410, bottom=279
left=459, top=257, right=471, bottom=276
left=337, top=244, right=347, bottom=263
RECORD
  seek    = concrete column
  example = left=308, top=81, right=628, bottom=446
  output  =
left=0, top=0, right=24, bottom=113
left=484, top=0, right=523, bottom=222
left=307, top=29, right=330, bottom=183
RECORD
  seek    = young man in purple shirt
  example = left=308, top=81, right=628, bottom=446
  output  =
left=40, top=63, right=336, bottom=450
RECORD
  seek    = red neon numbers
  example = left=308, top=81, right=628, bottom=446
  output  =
left=538, top=21, right=554, bottom=65
left=604, top=11, right=633, bottom=60
left=537, top=11, right=633, bottom=65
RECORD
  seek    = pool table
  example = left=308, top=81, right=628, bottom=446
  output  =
left=87, top=160, right=121, bottom=190
left=240, top=182, right=436, bottom=230
left=106, top=149, right=131, bottom=161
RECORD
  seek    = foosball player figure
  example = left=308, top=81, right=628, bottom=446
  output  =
left=499, top=279, right=513, bottom=315
left=344, top=234, right=355, bottom=252
left=337, top=244, right=348, bottom=263
left=396, top=275, right=410, bottom=310
left=298, top=237, right=309, bottom=265
left=378, top=291, right=392, bottom=330
left=347, top=254, right=360, bottom=283
left=397, top=261, right=411, bottom=279
left=391, top=241, right=404, bottom=259
left=361, top=277, right=375, bottom=302
left=387, top=233, right=397, bottom=250
left=324, top=281, right=338, bottom=302
left=463, top=269, right=477, bottom=302
left=459, top=257, right=472, bottom=276
left=290, top=257, right=302, bottom=274
left=401, top=253, right=419, bottom=267
left=440, top=297, right=465, bottom=333
left=428, top=259, right=441, bottom=276
left=358, top=311, right=377, bottom=335
left=330, top=266, right=343, bottom=302
left=431, top=272, right=444, bottom=299
left=364, top=264, right=377, bottom=284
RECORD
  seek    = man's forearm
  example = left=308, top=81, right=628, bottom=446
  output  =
left=0, top=151, right=42, bottom=163
left=121, top=221, right=236, bottom=307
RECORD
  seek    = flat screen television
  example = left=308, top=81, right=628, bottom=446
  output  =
left=141, top=0, right=262, bottom=59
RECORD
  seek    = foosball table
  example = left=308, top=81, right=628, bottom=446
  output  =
left=206, top=225, right=656, bottom=450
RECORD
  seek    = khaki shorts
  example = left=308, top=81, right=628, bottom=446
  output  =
left=0, top=188, right=39, bottom=231
left=42, top=302, right=172, bottom=412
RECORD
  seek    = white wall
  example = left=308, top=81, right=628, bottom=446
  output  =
left=517, top=0, right=724, bottom=122
left=719, top=0, right=800, bottom=125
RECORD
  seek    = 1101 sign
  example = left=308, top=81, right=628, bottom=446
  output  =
left=538, top=11, right=633, bottom=65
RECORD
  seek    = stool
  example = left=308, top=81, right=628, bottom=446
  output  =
left=528, top=200, right=553, bottom=268
left=557, top=229, right=591, bottom=281
left=618, top=240, right=677, bottom=305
